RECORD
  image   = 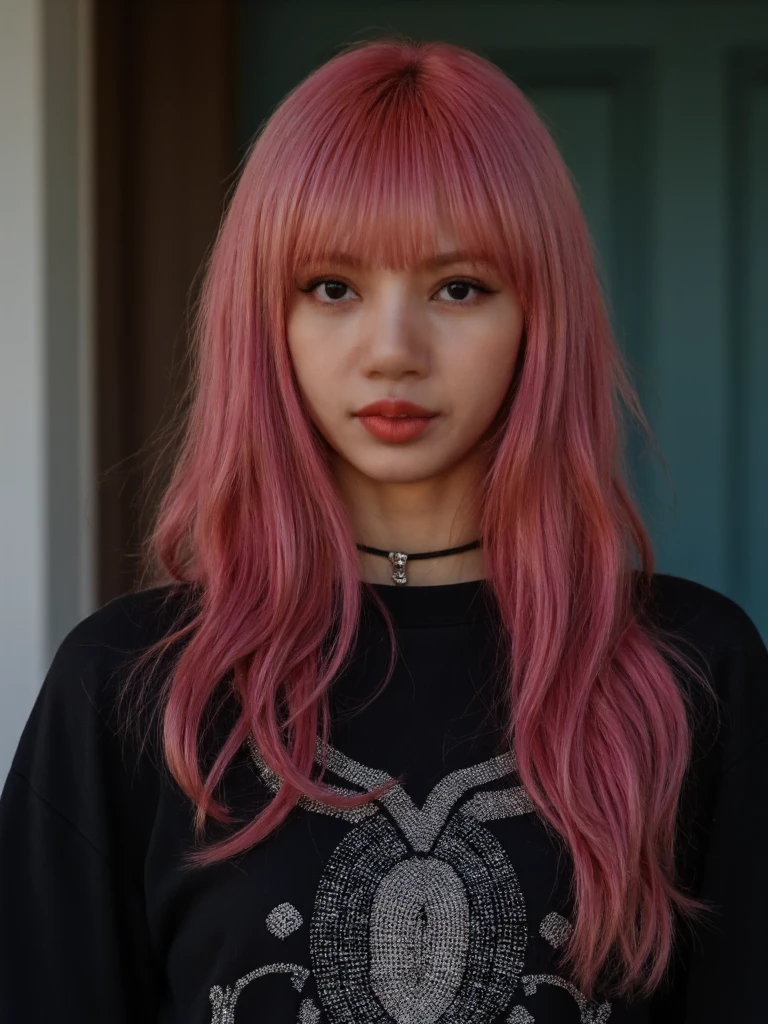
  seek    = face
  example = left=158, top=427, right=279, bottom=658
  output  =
left=286, top=227, right=525, bottom=509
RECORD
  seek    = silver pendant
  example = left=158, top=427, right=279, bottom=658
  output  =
left=388, top=551, right=408, bottom=585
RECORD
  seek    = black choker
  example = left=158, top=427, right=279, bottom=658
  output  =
left=356, top=539, right=482, bottom=586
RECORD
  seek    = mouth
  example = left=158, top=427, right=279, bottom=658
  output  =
left=356, top=412, right=438, bottom=442
left=354, top=399, right=438, bottom=418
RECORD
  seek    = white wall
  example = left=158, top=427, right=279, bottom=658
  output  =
left=0, top=0, right=94, bottom=784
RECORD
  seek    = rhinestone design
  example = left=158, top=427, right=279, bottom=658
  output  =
left=507, top=1008, right=535, bottom=1023
left=266, top=902, right=303, bottom=940
left=208, top=736, right=613, bottom=1023
left=248, top=735, right=530, bottom=1023
left=522, top=974, right=612, bottom=1023
left=209, top=962, right=309, bottom=1024
left=298, top=997, right=322, bottom=1023
left=539, top=911, right=573, bottom=949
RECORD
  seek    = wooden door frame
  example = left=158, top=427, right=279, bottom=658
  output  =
left=94, top=0, right=238, bottom=603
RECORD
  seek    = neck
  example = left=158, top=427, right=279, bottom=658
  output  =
left=357, top=542, right=486, bottom=586
left=333, top=450, right=488, bottom=586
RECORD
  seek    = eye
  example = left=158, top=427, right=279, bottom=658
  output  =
left=298, top=276, right=495, bottom=306
left=301, top=278, right=357, bottom=304
left=436, top=278, right=494, bottom=304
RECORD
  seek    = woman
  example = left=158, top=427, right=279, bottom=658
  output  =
left=0, top=36, right=765, bottom=1024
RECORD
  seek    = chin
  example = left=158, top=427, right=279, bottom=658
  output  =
left=355, top=452, right=452, bottom=482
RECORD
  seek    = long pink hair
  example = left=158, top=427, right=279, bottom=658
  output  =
left=121, top=36, right=714, bottom=1000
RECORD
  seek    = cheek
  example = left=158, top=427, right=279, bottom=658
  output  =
left=287, top=317, right=326, bottom=397
left=455, top=331, right=522, bottom=405
left=287, top=335, right=341, bottom=439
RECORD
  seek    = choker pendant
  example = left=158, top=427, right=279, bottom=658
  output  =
left=387, top=552, right=409, bottom=586
left=355, top=539, right=483, bottom=586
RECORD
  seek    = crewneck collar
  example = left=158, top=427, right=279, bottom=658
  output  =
left=363, top=578, right=495, bottom=629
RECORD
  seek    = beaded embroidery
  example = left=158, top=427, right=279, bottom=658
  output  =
left=266, top=902, right=304, bottom=940
left=298, top=997, right=322, bottom=1023
left=539, top=911, right=574, bottom=950
left=507, top=1008, right=535, bottom=1023
left=208, top=735, right=612, bottom=1023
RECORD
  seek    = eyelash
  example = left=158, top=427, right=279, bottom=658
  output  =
left=299, top=276, right=495, bottom=306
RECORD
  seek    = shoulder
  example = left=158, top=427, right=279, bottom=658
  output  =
left=9, top=583, right=199, bottom=783
left=60, top=581, right=198, bottom=661
left=638, top=571, right=765, bottom=667
left=640, top=570, right=758, bottom=636
left=3, top=583, right=199, bottom=861
left=640, top=571, right=768, bottom=770
left=49, top=582, right=199, bottom=708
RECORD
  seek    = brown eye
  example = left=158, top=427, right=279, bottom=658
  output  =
left=437, top=279, right=493, bottom=304
left=444, top=281, right=474, bottom=301
left=302, top=278, right=355, bottom=303
left=319, top=281, right=349, bottom=301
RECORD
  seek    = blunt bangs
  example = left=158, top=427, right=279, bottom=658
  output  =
left=281, top=84, right=520, bottom=293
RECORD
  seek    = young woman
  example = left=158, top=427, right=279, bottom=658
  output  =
left=1, top=36, right=766, bottom=1024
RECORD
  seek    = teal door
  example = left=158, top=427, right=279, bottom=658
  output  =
left=239, top=3, right=768, bottom=640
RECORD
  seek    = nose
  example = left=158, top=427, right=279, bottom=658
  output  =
left=358, top=287, right=430, bottom=378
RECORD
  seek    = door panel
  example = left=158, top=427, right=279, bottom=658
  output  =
left=731, top=50, right=768, bottom=633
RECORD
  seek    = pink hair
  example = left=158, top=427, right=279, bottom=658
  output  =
left=121, top=36, right=715, bottom=1000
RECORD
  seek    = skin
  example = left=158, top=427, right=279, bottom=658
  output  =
left=285, top=227, right=525, bottom=586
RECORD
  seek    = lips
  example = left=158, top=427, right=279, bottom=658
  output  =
left=354, top=398, right=437, bottom=418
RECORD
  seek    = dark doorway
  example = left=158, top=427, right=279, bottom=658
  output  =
left=94, top=0, right=239, bottom=603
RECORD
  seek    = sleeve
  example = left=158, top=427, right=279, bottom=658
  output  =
left=0, top=613, right=165, bottom=1021
left=649, top=601, right=768, bottom=1021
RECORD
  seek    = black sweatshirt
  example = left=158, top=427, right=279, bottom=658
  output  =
left=0, top=573, right=766, bottom=1023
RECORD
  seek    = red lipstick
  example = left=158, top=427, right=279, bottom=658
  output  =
left=354, top=398, right=439, bottom=443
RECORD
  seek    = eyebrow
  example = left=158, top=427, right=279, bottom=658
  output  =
left=299, top=249, right=494, bottom=271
